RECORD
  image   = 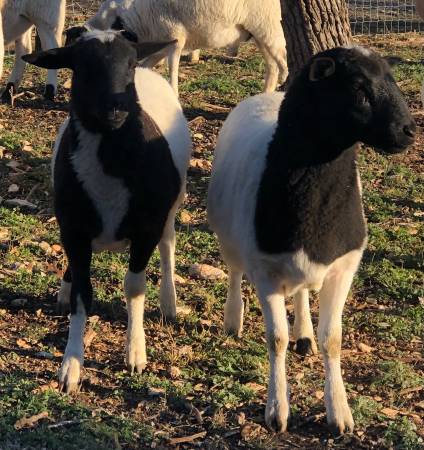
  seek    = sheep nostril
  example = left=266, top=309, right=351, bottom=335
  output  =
left=403, top=125, right=415, bottom=138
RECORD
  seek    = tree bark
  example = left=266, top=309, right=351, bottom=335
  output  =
left=281, top=0, right=352, bottom=77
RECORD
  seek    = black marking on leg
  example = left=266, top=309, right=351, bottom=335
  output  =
left=44, top=84, right=55, bottom=101
left=1, top=83, right=16, bottom=103
left=295, top=337, right=312, bottom=356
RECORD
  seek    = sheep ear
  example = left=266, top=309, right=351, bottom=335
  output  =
left=135, top=40, right=177, bottom=60
left=22, top=47, right=74, bottom=70
left=309, top=57, right=336, bottom=82
left=65, top=26, right=89, bottom=46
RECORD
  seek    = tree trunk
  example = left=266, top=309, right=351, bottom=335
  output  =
left=281, top=0, right=352, bottom=77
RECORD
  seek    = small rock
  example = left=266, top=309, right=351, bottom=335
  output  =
left=189, top=263, right=227, bottom=280
left=366, top=297, right=378, bottom=305
left=11, top=298, right=28, bottom=307
left=5, top=199, right=37, bottom=210
left=35, top=351, right=54, bottom=360
left=357, top=342, right=373, bottom=353
left=8, top=184, right=19, bottom=193
left=193, top=133, right=204, bottom=139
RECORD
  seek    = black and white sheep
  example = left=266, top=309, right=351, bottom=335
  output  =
left=207, top=46, right=415, bottom=434
left=0, top=0, right=66, bottom=102
left=23, top=29, right=192, bottom=393
left=70, top=0, right=288, bottom=96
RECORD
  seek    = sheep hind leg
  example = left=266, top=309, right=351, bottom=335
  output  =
left=293, top=289, right=318, bottom=356
left=57, top=268, right=72, bottom=316
left=35, top=25, right=60, bottom=100
left=167, top=40, right=185, bottom=96
left=1, top=28, right=32, bottom=104
left=158, top=207, right=178, bottom=320
left=255, top=43, right=279, bottom=93
left=318, top=255, right=361, bottom=435
left=224, top=269, right=244, bottom=337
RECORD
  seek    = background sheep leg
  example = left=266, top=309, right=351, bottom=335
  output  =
left=1, top=30, right=32, bottom=104
left=34, top=25, right=61, bottom=100
left=223, top=269, right=244, bottom=337
left=293, top=288, right=318, bottom=355
left=318, top=260, right=359, bottom=434
left=167, top=40, right=185, bottom=96
left=255, top=275, right=290, bottom=433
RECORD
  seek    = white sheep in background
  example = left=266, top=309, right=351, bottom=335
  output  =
left=23, top=28, right=191, bottom=393
left=208, top=47, right=415, bottom=433
left=415, top=0, right=424, bottom=106
left=0, top=0, right=66, bottom=102
left=75, top=0, right=288, bottom=96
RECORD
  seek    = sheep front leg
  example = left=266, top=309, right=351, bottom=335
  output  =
left=318, top=262, right=359, bottom=434
left=125, top=269, right=147, bottom=374
left=59, top=241, right=92, bottom=393
left=256, top=276, right=289, bottom=432
left=224, top=269, right=244, bottom=337
left=125, top=238, right=158, bottom=374
left=293, top=289, right=317, bottom=355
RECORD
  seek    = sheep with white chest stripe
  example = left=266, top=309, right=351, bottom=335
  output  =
left=68, top=0, right=288, bottom=96
left=23, top=29, right=191, bottom=393
left=207, top=47, right=415, bottom=433
left=0, top=0, right=66, bottom=102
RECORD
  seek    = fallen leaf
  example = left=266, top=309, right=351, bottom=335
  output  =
left=179, top=210, right=192, bottom=224
left=240, top=423, right=262, bottom=441
left=63, top=78, right=72, bottom=89
left=16, top=338, right=31, bottom=349
left=174, top=274, right=187, bottom=285
left=147, top=387, right=165, bottom=397
left=244, top=382, right=266, bottom=393
left=14, top=411, right=49, bottom=430
left=51, top=244, right=62, bottom=253
left=315, top=390, right=324, bottom=400
left=381, top=407, right=399, bottom=418
left=168, top=366, right=181, bottom=379
left=188, top=263, right=227, bottom=280
left=169, top=431, right=207, bottom=445
left=83, top=329, right=97, bottom=349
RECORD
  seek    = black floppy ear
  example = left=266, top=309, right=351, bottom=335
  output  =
left=309, top=57, right=336, bottom=82
left=22, top=47, right=74, bottom=70
left=65, top=25, right=88, bottom=46
left=135, top=40, right=177, bottom=60
left=384, top=56, right=404, bottom=67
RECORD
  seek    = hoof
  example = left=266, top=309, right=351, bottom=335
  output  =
left=44, top=84, right=55, bottom=101
left=59, top=355, right=82, bottom=394
left=295, top=337, right=315, bottom=356
left=1, top=83, right=16, bottom=104
left=127, top=361, right=147, bottom=375
left=265, top=399, right=289, bottom=433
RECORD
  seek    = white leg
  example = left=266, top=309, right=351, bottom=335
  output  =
left=125, top=270, right=147, bottom=374
left=6, top=30, right=32, bottom=88
left=318, top=263, right=359, bottom=434
left=158, top=213, right=177, bottom=320
left=168, top=41, right=184, bottom=96
left=35, top=26, right=60, bottom=98
left=224, top=270, right=244, bottom=337
left=255, top=275, right=289, bottom=432
left=260, top=45, right=279, bottom=93
left=189, top=49, right=200, bottom=63
left=293, top=288, right=318, bottom=355
left=59, top=295, right=87, bottom=393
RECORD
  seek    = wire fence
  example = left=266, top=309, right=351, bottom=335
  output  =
left=347, top=0, right=424, bottom=34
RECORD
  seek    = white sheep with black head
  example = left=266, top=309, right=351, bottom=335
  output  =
left=67, top=0, right=288, bottom=97
left=0, top=0, right=66, bottom=102
left=207, top=46, right=415, bottom=434
left=23, top=28, right=192, bottom=393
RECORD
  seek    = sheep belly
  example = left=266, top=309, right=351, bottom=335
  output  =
left=185, top=24, right=249, bottom=50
